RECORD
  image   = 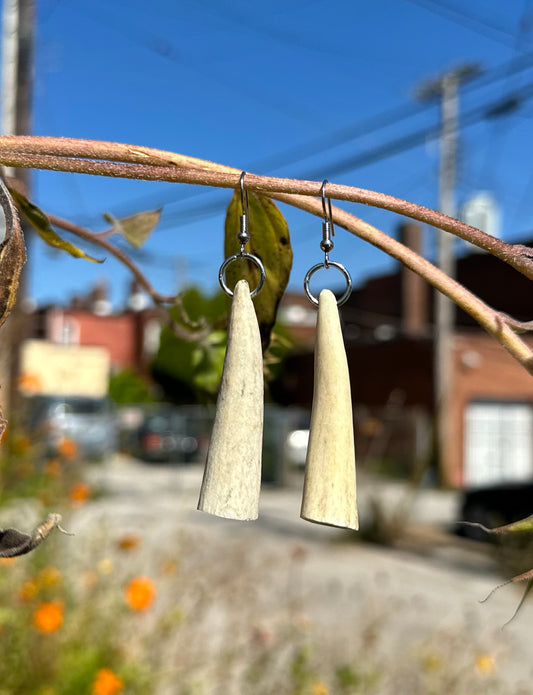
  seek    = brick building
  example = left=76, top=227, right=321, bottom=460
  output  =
left=274, top=224, right=533, bottom=488
left=26, top=233, right=533, bottom=488
left=31, top=280, right=161, bottom=376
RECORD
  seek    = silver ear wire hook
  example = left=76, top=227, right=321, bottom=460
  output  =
left=219, top=171, right=266, bottom=298
left=320, top=179, right=334, bottom=267
left=238, top=171, right=250, bottom=249
left=304, top=179, right=352, bottom=307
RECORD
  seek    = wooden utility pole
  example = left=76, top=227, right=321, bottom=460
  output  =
left=0, top=0, right=34, bottom=417
left=416, top=64, right=481, bottom=484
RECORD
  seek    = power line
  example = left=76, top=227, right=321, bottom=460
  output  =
left=74, top=3, right=332, bottom=130
left=152, top=79, right=533, bottom=231
left=476, top=0, right=533, bottom=190
left=402, top=0, right=529, bottom=48
left=72, top=48, right=533, bottom=227
left=72, top=76, right=533, bottom=235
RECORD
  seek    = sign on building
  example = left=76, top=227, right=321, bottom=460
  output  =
left=19, top=340, right=110, bottom=398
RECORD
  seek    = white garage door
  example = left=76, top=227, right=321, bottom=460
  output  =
left=464, top=402, right=533, bottom=487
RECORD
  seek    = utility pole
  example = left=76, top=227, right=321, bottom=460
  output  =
left=0, top=0, right=34, bottom=417
left=416, top=63, right=481, bottom=485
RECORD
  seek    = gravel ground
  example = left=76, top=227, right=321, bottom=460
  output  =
left=61, top=456, right=533, bottom=694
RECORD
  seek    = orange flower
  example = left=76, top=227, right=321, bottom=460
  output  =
left=58, top=437, right=78, bottom=461
left=116, top=533, right=141, bottom=552
left=91, top=668, right=124, bottom=695
left=33, top=599, right=64, bottom=633
left=69, top=481, right=91, bottom=506
left=18, top=371, right=42, bottom=393
left=125, top=576, right=156, bottom=611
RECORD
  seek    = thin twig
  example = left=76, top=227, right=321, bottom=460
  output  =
left=47, top=214, right=209, bottom=341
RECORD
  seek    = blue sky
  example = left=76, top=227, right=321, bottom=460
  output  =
left=12, top=0, right=533, bottom=308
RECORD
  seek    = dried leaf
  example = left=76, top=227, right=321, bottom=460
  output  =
left=102, top=208, right=161, bottom=248
left=0, top=178, right=26, bottom=329
left=224, top=191, right=292, bottom=350
left=9, top=187, right=102, bottom=263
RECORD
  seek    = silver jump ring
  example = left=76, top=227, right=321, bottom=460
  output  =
left=218, top=252, right=266, bottom=298
left=304, top=261, right=352, bottom=307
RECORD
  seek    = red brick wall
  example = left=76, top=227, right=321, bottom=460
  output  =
left=62, top=311, right=137, bottom=369
left=446, top=332, right=533, bottom=487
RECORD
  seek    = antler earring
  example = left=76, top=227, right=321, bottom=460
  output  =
left=300, top=180, right=358, bottom=530
left=197, top=172, right=266, bottom=521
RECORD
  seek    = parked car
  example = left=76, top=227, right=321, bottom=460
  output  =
left=132, top=407, right=199, bottom=463
left=27, top=395, right=119, bottom=461
left=457, top=481, right=533, bottom=541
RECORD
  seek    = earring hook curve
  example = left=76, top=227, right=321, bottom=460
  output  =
left=240, top=171, right=249, bottom=218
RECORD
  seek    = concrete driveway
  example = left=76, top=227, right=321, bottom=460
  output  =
left=76, top=455, right=533, bottom=694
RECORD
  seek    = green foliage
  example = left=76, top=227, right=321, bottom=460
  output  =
left=152, top=286, right=227, bottom=403
left=288, top=645, right=317, bottom=695
left=8, top=187, right=102, bottom=263
left=109, top=369, right=155, bottom=405
left=224, top=190, right=293, bottom=350
left=153, top=283, right=296, bottom=403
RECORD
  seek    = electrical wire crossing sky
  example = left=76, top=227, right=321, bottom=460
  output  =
left=4, top=0, right=533, bottom=308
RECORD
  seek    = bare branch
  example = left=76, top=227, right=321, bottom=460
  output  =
left=0, top=136, right=530, bottom=281
left=1, top=136, right=532, bottom=371
left=47, top=214, right=209, bottom=341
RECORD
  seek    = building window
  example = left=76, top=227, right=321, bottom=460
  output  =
left=464, top=401, right=533, bottom=486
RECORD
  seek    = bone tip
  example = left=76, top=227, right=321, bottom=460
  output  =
left=318, top=288, right=337, bottom=305
left=300, top=513, right=359, bottom=531
left=234, top=278, right=251, bottom=297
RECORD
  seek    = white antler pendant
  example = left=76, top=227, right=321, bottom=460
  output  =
left=301, top=289, right=358, bottom=530
left=197, top=279, right=263, bottom=520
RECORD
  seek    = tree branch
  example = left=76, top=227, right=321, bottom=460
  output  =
left=47, top=214, right=209, bottom=342
left=0, top=136, right=530, bottom=280
left=1, top=136, right=532, bottom=372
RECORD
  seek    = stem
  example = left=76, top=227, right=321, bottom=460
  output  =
left=1, top=136, right=532, bottom=371
left=0, top=136, right=528, bottom=279
left=47, top=214, right=209, bottom=342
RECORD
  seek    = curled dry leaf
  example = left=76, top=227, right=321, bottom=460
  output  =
left=0, top=513, right=72, bottom=558
left=102, top=208, right=162, bottom=248
left=0, top=178, right=26, bottom=437
left=0, top=178, right=26, bottom=329
left=8, top=186, right=102, bottom=263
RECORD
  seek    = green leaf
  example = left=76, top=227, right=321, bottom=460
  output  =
left=152, top=287, right=228, bottom=402
left=224, top=191, right=293, bottom=350
left=9, top=188, right=102, bottom=263
left=102, top=208, right=161, bottom=248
